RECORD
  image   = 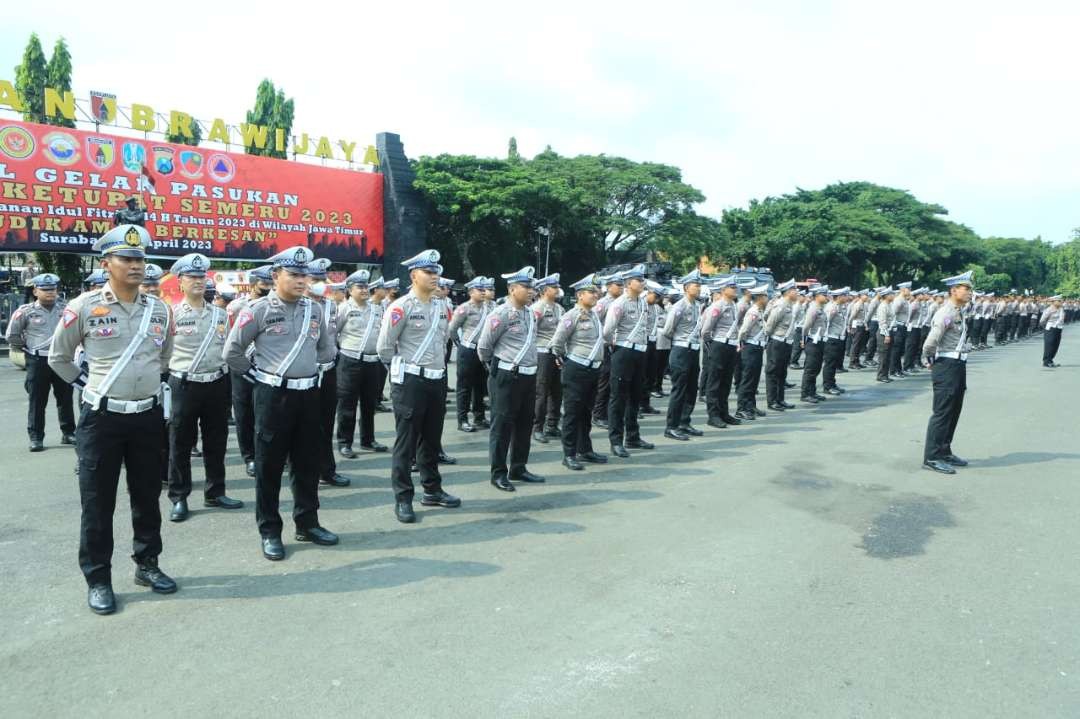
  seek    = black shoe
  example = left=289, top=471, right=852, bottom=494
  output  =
left=706, top=417, right=727, bottom=429
left=625, top=439, right=655, bottom=450
left=679, top=425, right=704, bottom=437
left=87, top=583, right=116, bottom=615
left=641, top=406, right=661, bottom=415
left=922, top=459, right=956, bottom=475
left=533, top=431, right=549, bottom=444
left=361, top=441, right=388, bottom=453
left=734, top=410, right=755, bottom=421
left=754, top=408, right=766, bottom=417
left=800, top=395, right=819, bottom=404
left=320, top=474, right=351, bottom=487
left=204, top=495, right=243, bottom=509
left=134, top=558, right=178, bottom=594
left=438, top=452, right=457, bottom=465
left=650, top=391, right=664, bottom=398
left=375, top=403, right=391, bottom=413
left=837, top=367, right=849, bottom=373
left=245, top=461, right=256, bottom=477
left=721, top=415, right=742, bottom=426
left=876, top=377, right=893, bottom=383
left=458, top=422, right=476, bottom=433
left=562, top=456, right=584, bottom=470
left=664, top=428, right=690, bottom=441
left=29, top=439, right=43, bottom=452
left=825, top=388, right=843, bottom=396
left=789, top=362, right=801, bottom=369
left=943, top=454, right=968, bottom=467
left=338, top=444, right=357, bottom=458
left=262, top=536, right=286, bottom=560
left=491, top=476, right=516, bottom=492
left=780, top=401, right=796, bottom=409
left=1043, top=362, right=1053, bottom=368
left=901, top=370, right=913, bottom=377
left=784, top=382, right=796, bottom=388
left=296, top=526, right=339, bottom=545
left=580, top=451, right=608, bottom=464
left=169, top=500, right=189, bottom=522
left=544, top=427, right=561, bottom=438
left=395, top=501, right=416, bottom=523
left=813, top=394, right=828, bottom=401
left=593, top=418, right=609, bottom=429
left=511, top=470, right=546, bottom=483
left=421, top=490, right=462, bottom=507
left=768, top=403, right=786, bottom=412
left=191, top=446, right=202, bottom=457
left=610, top=444, right=630, bottom=458
left=474, top=418, right=491, bottom=429
left=61, top=433, right=76, bottom=445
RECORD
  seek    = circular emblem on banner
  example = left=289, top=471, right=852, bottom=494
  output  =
left=206, top=153, right=236, bottom=183
left=0, top=126, right=35, bottom=160
left=43, top=131, right=80, bottom=165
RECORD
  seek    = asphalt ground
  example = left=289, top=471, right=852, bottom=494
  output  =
left=1, top=332, right=1078, bottom=718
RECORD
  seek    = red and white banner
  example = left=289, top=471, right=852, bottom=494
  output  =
left=0, top=119, right=383, bottom=263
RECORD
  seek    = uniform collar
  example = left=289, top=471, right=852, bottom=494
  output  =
left=101, top=283, right=149, bottom=306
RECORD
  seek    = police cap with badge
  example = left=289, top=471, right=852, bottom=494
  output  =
left=268, top=246, right=315, bottom=274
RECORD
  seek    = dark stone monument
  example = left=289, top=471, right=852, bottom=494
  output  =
left=376, top=132, right=428, bottom=284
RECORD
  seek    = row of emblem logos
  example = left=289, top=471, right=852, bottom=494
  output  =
left=0, top=125, right=236, bottom=182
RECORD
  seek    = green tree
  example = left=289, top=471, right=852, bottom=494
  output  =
left=44, top=37, right=74, bottom=128
left=245, top=79, right=294, bottom=159
left=165, top=114, right=203, bottom=146
left=14, top=33, right=47, bottom=123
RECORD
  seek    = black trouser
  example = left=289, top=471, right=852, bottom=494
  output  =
left=653, top=347, right=670, bottom=393
left=252, top=383, right=321, bottom=537
left=336, top=355, right=380, bottom=447
left=903, top=326, right=922, bottom=370
left=455, top=346, right=487, bottom=423
left=390, top=373, right=445, bottom=501
left=981, top=319, right=993, bottom=345
left=822, top=337, right=845, bottom=389
left=889, top=326, right=907, bottom=374
left=592, top=347, right=612, bottom=421
left=77, top=402, right=164, bottom=586
left=533, top=352, right=562, bottom=433
left=864, top=321, right=879, bottom=361
left=230, top=370, right=255, bottom=464
left=705, top=341, right=738, bottom=420
left=790, top=329, right=804, bottom=364
left=24, top=353, right=75, bottom=441
left=377, top=362, right=388, bottom=400
left=849, top=326, right=868, bottom=364
left=608, top=346, right=646, bottom=445
left=737, top=344, right=764, bottom=412
left=167, top=375, right=228, bottom=502
left=876, top=333, right=894, bottom=380
left=489, top=366, right=536, bottom=480
left=666, top=345, right=700, bottom=430
left=1009, top=315, right=1019, bottom=340
left=1043, top=328, right=1062, bottom=363
left=560, top=360, right=599, bottom=457
left=924, top=357, right=966, bottom=462
left=800, top=339, right=824, bottom=397
left=973, top=319, right=984, bottom=344
left=765, top=339, right=792, bottom=405
left=644, top=340, right=658, bottom=395
left=698, top=341, right=711, bottom=399
left=317, top=368, right=338, bottom=482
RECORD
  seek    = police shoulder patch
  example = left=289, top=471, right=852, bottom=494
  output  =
left=390, top=307, right=404, bottom=326
left=62, top=308, right=78, bottom=328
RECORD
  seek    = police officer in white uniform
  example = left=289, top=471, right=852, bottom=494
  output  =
left=49, top=224, right=178, bottom=615
left=223, top=246, right=340, bottom=561
left=5, top=272, right=76, bottom=451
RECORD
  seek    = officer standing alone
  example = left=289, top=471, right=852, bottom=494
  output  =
left=49, top=224, right=178, bottom=615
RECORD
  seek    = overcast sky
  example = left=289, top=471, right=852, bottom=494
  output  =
left=6, top=0, right=1078, bottom=242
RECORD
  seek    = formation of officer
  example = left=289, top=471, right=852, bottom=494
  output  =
left=17, top=238, right=1076, bottom=616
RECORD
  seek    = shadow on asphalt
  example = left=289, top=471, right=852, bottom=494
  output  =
left=974, top=451, right=1080, bottom=468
